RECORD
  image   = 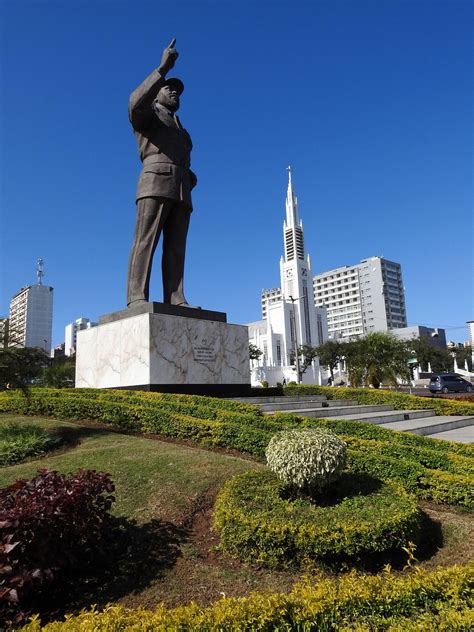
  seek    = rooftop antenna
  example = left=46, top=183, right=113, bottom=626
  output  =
left=36, top=258, right=44, bottom=285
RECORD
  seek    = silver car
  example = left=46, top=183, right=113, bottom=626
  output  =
left=429, top=374, right=473, bottom=394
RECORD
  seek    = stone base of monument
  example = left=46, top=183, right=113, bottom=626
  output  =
left=75, top=303, right=251, bottom=397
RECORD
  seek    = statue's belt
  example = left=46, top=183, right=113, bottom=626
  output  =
left=142, top=155, right=190, bottom=169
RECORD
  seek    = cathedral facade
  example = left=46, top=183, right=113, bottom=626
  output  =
left=247, top=169, right=328, bottom=386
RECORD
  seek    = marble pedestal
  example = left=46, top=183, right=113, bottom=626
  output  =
left=75, top=303, right=251, bottom=396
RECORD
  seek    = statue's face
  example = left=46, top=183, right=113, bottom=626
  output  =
left=156, top=84, right=180, bottom=112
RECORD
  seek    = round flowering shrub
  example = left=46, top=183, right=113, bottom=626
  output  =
left=265, top=428, right=347, bottom=493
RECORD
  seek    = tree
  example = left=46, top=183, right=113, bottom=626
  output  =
left=249, top=343, right=263, bottom=363
left=38, top=357, right=75, bottom=388
left=316, top=340, right=344, bottom=382
left=344, top=332, right=411, bottom=389
left=408, top=337, right=453, bottom=373
left=297, top=345, right=320, bottom=380
left=453, top=345, right=472, bottom=372
left=0, top=347, right=49, bottom=395
left=343, top=339, right=366, bottom=387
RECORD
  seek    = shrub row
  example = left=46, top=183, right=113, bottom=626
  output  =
left=213, top=470, right=421, bottom=567
left=345, top=448, right=474, bottom=509
left=270, top=411, right=474, bottom=458
left=38, top=387, right=262, bottom=417
left=0, top=469, right=115, bottom=628
left=20, top=564, right=473, bottom=630
left=284, top=384, right=474, bottom=417
left=0, top=423, right=60, bottom=466
left=0, top=390, right=472, bottom=508
left=342, top=436, right=473, bottom=478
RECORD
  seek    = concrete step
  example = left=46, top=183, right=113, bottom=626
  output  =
left=258, top=399, right=358, bottom=412
left=267, top=404, right=394, bottom=418
left=235, top=396, right=474, bottom=443
left=425, top=425, right=474, bottom=444
left=382, top=416, right=474, bottom=438
left=231, top=395, right=327, bottom=405
left=322, top=408, right=435, bottom=424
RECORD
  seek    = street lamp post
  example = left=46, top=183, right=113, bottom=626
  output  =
left=288, top=295, right=300, bottom=384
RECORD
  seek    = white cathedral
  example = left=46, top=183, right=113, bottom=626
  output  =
left=247, top=168, right=328, bottom=386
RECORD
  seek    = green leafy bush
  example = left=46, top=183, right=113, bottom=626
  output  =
left=20, top=565, right=473, bottom=630
left=214, top=470, right=421, bottom=567
left=265, top=428, right=346, bottom=493
left=0, top=423, right=60, bottom=466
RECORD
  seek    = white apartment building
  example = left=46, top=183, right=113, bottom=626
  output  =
left=9, top=284, right=54, bottom=350
left=467, top=321, right=474, bottom=365
left=0, top=318, right=9, bottom=348
left=65, top=318, right=97, bottom=356
left=313, top=257, right=407, bottom=341
left=247, top=169, right=328, bottom=385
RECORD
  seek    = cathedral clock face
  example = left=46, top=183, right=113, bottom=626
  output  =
left=302, top=269, right=307, bottom=277
left=285, top=269, right=293, bottom=279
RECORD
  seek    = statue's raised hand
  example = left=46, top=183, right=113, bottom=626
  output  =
left=159, top=38, right=179, bottom=76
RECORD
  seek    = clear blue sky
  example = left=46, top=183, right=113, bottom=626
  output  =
left=1, top=0, right=472, bottom=347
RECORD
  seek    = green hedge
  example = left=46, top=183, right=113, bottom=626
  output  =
left=1, top=387, right=262, bottom=423
left=214, top=470, right=421, bottom=567
left=342, top=436, right=473, bottom=477
left=262, top=412, right=474, bottom=460
left=284, top=384, right=474, bottom=417
left=1, top=389, right=472, bottom=508
left=20, top=564, right=473, bottom=630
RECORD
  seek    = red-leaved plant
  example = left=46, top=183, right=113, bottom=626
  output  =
left=0, top=468, right=115, bottom=626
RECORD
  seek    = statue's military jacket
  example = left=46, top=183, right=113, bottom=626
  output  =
left=129, top=69, right=196, bottom=210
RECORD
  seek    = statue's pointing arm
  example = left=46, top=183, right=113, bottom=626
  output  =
left=128, top=38, right=179, bottom=131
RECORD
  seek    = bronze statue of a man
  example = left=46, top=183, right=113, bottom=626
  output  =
left=126, top=38, right=197, bottom=308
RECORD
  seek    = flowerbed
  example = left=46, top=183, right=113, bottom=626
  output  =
left=213, top=470, right=421, bottom=567
left=0, top=389, right=472, bottom=508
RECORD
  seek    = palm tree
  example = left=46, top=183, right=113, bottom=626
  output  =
left=344, top=332, right=411, bottom=388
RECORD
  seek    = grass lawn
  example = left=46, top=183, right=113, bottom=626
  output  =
left=0, top=415, right=297, bottom=616
left=0, top=413, right=473, bottom=621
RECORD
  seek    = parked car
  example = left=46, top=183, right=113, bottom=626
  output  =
left=429, top=374, right=473, bottom=394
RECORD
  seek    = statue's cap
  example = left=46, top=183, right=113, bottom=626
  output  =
left=164, top=77, right=184, bottom=94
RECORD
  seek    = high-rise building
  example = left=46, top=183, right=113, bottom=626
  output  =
left=313, top=257, right=407, bottom=340
left=247, top=169, right=328, bottom=385
left=467, top=321, right=474, bottom=365
left=65, top=318, right=97, bottom=356
left=8, top=260, right=54, bottom=351
left=9, top=285, right=54, bottom=350
left=0, top=318, right=9, bottom=348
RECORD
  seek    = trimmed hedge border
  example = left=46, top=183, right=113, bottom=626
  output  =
left=20, top=564, right=473, bottom=631
left=213, top=470, right=421, bottom=567
left=0, top=389, right=472, bottom=508
left=284, top=384, right=474, bottom=417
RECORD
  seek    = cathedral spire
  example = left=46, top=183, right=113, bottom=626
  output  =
left=283, top=167, right=304, bottom=261
left=285, top=165, right=299, bottom=229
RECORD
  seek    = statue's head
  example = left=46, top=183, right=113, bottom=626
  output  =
left=156, top=78, right=184, bottom=112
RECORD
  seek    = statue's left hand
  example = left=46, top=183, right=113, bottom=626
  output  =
left=159, top=37, right=179, bottom=76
